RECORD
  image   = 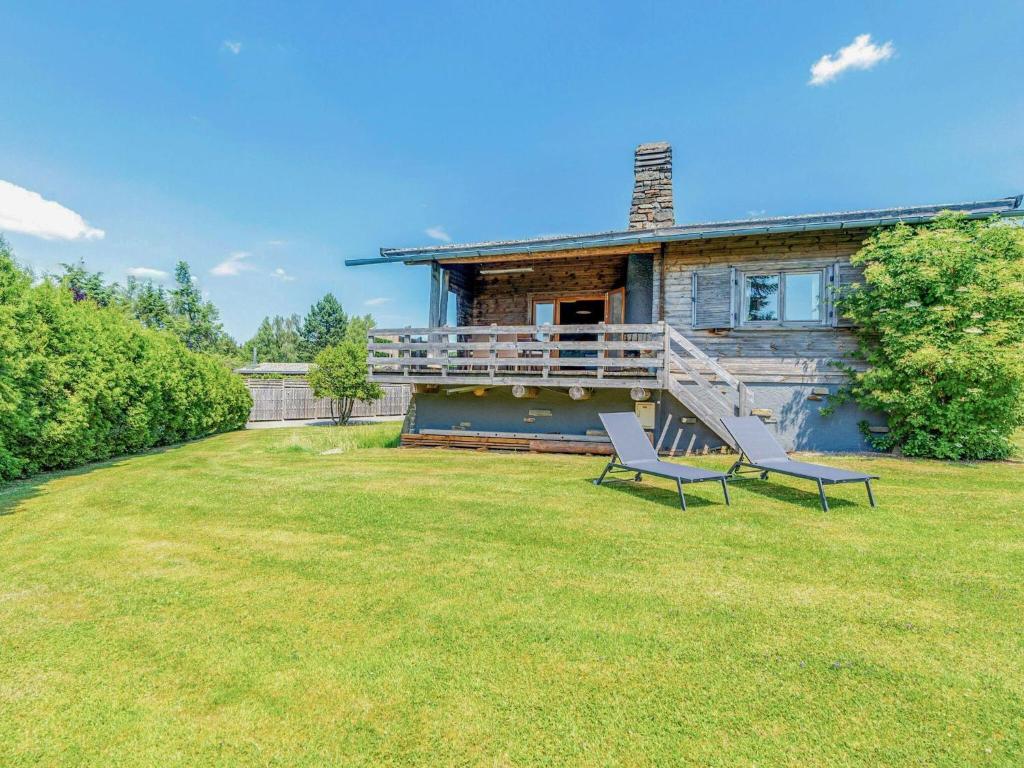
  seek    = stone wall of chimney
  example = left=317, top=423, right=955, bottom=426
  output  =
left=628, top=142, right=674, bottom=230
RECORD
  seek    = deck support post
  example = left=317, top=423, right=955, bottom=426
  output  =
left=428, top=262, right=445, bottom=327
left=738, top=382, right=750, bottom=417
left=661, top=321, right=671, bottom=389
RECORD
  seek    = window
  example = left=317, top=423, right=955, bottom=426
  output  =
left=783, top=272, right=821, bottom=322
left=532, top=301, right=554, bottom=341
left=743, top=274, right=779, bottom=322
left=532, top=301, right=554, bottom=325
left=741, top=270, right=825, bottom=325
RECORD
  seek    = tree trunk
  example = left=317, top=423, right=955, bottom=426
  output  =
left=329, top=398, right=355, bottom=425
left=339, top=397, right=354, bottom=425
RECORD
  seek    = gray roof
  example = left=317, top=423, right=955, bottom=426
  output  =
left=234, top=362, right=312, bottom=375
left=345, top=195, right=1023, bottom=266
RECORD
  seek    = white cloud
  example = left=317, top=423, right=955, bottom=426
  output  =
left=364, top=297, right=391, bottom=306
left=222, top=40, right=242, bottom=55
left=809, top=34, right=894, bottom=86
left=210, top=251, right=254, bottom=277
left=425, top=225, right=451, bottom=243
left=267, top=239, right=287, bottom=246
left=270, top=267, right=295, bottom=282
left=127, top=267, right=168, bottom=280
left=0, top=179, right=105, bottom=241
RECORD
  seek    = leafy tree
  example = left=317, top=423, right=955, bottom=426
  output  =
left=307, top=330, right=382, bottom=425
left=241, top=314, right=304, bottom=363
left=345, top=313, right=376, bottom=343
left=50, top=261, right=238, bottom=359
left=124, top=277, right=173, bottom=331
left=300, top=293, right=348, bottom=357
left=59, top=261, right=121, bottom=306
left=169, top=261, right=236, bottom=355
left=832, top=213, right=1024, bottom=459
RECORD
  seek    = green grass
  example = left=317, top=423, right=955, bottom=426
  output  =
left=2, top=424, right=1022, bottom=767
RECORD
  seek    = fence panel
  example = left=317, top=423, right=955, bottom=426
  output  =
left=244, top=378, right=410, bottom=422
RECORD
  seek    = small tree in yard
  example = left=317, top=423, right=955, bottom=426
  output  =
left=308, top=331, right=383, bottom=425
left=833, top=213, right=1024, bottom=460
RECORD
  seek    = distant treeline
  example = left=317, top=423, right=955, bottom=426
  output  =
left=242, top=294, right=375, bottom=364
left=58, top=259, right=372, bottom=365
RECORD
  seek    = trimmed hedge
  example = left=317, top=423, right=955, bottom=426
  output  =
left=0, top=244, right=251, bottom=481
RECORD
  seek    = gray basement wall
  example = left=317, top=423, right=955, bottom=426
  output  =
left=408, top=384, right=881, bottom=453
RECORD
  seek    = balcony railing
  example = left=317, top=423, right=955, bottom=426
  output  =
left=368, top=323, right=666, bottom=389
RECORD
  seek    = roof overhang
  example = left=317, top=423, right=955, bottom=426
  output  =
left=344, top=195, right=1023, bottom=267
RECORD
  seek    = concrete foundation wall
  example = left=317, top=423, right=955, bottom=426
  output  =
left=411, top=388, right=637, bottom=437
left=658, top=383, right=879, bottom=453
left=409, top=384, right=882, bottom=454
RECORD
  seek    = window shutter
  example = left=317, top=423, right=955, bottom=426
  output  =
left=691, top=267, right=735, bottom=329
left=831, top=260, right=864, bottom=328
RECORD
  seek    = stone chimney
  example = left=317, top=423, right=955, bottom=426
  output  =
left=628, top=142, right=674, bottom=230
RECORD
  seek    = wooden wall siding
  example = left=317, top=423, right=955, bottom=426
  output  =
left=659, top=229, right=871, bottom=377
left=465, top=254, right=628, bottom=325
left=835, top=259, right=867, bottom=327
left=447, top=265, right=476, bottom=326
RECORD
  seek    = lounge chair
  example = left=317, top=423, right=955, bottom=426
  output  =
left=594, top=412, right=731, bottom=510
left=721, top=416, right=877, bottom=512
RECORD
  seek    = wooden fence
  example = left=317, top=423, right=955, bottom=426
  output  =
left=244, top=378, right=411, bottom=422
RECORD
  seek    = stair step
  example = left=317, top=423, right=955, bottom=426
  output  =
left=666, top=379, right=737, bottom=449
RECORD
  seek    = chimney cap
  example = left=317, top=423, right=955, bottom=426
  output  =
left=636, top=141, right=670, bottom=153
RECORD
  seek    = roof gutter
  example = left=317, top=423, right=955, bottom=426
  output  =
left=344, top=197, right=1024, bottom=267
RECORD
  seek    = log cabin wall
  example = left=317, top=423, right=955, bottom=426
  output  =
left=446, top=265, right=476, bottom=326
left=659, top=228, right=871, bottom=382
left=463, top=253, right=629, bottom=325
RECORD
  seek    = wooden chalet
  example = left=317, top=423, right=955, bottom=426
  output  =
left=347, top=143, right=1022, bottom=453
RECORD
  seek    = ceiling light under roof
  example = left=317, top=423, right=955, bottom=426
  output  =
left=478, top=267, right=534, bottom=275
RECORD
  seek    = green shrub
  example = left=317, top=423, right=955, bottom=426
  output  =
left=834, top=213, right=1024, bottom=460
left=308, top=329, right=383, bottom=425
left=0, top=240, right=251, bottom=481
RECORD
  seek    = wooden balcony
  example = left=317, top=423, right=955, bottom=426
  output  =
left=367, top=323, right=666, bottom=389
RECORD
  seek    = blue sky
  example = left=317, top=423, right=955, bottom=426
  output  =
left=1, top=0, right=1021, bottom=340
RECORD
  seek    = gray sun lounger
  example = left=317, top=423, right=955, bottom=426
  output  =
left=594, top=412, right=730, bottom=510
left=721, top=416, right=878, bottom=512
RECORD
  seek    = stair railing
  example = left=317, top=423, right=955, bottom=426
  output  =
left=664, top=324, right=751, bottom=417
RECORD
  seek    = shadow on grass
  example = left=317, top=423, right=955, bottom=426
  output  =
left=0, top=442, right=187, bottom=518
left=593, top=477, right=722, bottom=510
left=727, top=476, right=864, bottom=512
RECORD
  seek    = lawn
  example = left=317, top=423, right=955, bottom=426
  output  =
left=2, top=424, right=1022, bottom=767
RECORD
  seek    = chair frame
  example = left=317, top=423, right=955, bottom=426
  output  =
left=726, top=452, right=876, bottom=512
left=595, top=453, right=731, bottom=511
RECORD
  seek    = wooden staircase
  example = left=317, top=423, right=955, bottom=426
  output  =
left=662, top=326, right=750, bottom=449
